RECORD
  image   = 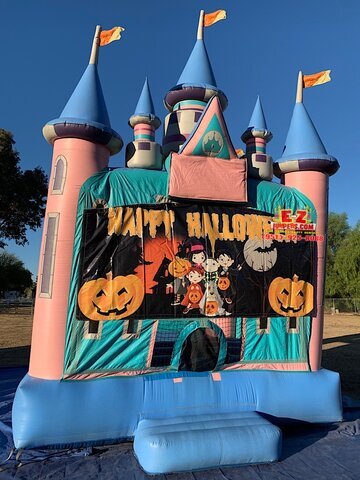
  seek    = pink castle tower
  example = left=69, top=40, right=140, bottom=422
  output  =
left=30, top=26, right=122, bottom=380
left=274, top=71, right=340, bottom=371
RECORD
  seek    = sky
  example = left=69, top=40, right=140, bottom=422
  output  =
left=1, top=0, right=359, bottom=276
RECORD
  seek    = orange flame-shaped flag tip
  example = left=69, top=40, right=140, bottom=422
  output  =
left=100, top=26, right=125, bottom=46
left=204, top=9, right=227, bottom=27
left=235, top=148, right=244, bottom=157
left=303, top=70, right=331, bottom=88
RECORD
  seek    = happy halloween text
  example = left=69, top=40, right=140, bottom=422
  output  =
left=107, top=207, right=273, bottom=253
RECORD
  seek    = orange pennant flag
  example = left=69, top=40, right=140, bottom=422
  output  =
left=303, top=70, right=331, bottom=88
left=204, top=10, right=227, bottom=27
left=100, top=26, right=124, bottom=46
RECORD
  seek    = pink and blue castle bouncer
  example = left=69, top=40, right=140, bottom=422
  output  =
left=12, top=12, right=342, bottom=474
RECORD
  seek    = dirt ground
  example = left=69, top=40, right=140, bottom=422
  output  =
left=322, top=314, right=360, bottom=400
left=0, top=309, right=359, bottom=399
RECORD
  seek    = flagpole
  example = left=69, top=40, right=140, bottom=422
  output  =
left=89, top=25, right=102, bottom=65
left=197, top=10, right=205, bottom=40
left=296, top=71, right=303, bottom=103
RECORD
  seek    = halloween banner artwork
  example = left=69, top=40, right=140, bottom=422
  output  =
left=77, top=204, right=315, bottom=321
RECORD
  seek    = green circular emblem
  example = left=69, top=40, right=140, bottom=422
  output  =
left=202, top=131, right=224, bottom=156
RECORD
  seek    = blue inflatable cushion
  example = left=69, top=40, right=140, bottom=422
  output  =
left=134, top=411, right=282, bottom=474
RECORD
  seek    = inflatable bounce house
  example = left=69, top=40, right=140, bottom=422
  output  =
left=13, top=12, right=342, bottom=474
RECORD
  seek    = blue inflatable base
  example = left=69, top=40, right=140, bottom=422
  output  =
left=134, top=412, right=282, bottom=474
left=12, top=369, right=342, bottom=449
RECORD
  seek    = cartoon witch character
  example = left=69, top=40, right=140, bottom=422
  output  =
left=167, top=256, right=191, bottom=305
left=181, top=266, right=205, bottom=314
left=188, top=240, right=206, bottom=268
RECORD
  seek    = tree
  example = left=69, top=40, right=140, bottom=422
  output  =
left=0, top=251, right=33, bottom=294
left=332, top=223, right=360, bottom=298
left=325, top=212, right=350, bottom=297
left=0, top=129, right=48, bottom=248
left=327, top=212, right=350, bottom=255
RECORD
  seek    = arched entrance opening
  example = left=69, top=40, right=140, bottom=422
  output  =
left=170, top=320, right=227, bottom=372
left=179, top=327, right=220, bottom=372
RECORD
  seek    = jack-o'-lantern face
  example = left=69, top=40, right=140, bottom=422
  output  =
left=189, top=290, right=202, bottom=304
left=168, top=256, right=191, bottom=278
left=268, top=274, right=313, bottom=317
left=78, top=273, right=144, bottom=321
left=218, top=276, right=230, bottom=291
left=205, top=300, right=218, bottom=316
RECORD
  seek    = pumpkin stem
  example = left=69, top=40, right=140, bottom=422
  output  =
left=106, top=271, right=113, bottom=281
left=292, top=274, right=299, bottom=282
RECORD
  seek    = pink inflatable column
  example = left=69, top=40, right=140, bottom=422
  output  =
left=274, top=73, right=339, bottom=371
left=29, top=26, right=123, bottom=380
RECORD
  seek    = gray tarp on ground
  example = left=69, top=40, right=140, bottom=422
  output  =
left=1, top=368, right=360, bottom=480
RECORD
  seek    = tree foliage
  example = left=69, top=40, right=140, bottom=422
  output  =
left=0, top=251, right=33, bottom=293
left=327, top=212, right=350, bottom=256
left=325, top=213, right=360, bottom=298
left=0, top=129, right=48, bottom=248
left=332, top=223, right=360, bottom=298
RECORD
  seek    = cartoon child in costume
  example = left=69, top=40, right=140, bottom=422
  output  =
left=199, top=280, right=230, bottom=317
left=200, top=257, right=230, bottom=316
left=202, top=257, right=219, bottom=284
left=167, top=256, right=191, bottom=306
left=188, top=241, right=206, bottom=268
left=216, top=250, right=237, bottom=305
left=181, top=266, right=205, bottom=314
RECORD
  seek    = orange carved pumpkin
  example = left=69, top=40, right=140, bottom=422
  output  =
left=188, top=290, right=202, bottom=304
left=168, top=256, right=191, bottom=278
left=205, top=300, right=218, bottom=316
left=78, top=273, right=144, bottom=321
left=268, top=274, right=314, bottom=317
left=218, top=276, right=230, bottom=291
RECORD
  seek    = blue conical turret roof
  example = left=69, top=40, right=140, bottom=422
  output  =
left=248, top=96, right=267, bottom=130
left=49, top=64, right=112, bottom=131
left=129, top=77, right=160, bottom=129
left=280, top=102, right=333, bottom=161
left=241, top=96, right=272, bottom=143
left=164, top=14, right=227, bottom=111
left=134, top=78, right=155, bottom=116
left=274, top=100, right=339, bottom=177
left=44, top=62, right=122, bottom=154
left=176, top=40, right=217, bottom=88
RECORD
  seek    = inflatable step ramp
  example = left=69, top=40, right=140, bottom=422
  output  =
left=134, top=411, right=282, bottom=474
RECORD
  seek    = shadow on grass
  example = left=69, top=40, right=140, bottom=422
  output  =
left=322, top=332, right=360, bottom=400
left=0, top=346, right=30, bottom=368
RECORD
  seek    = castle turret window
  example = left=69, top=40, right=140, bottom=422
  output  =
left=194, top=112, right=202, bottom=122
left=138, top=142, right=150, bottom=151
left=52, top=155, right=67, bottom=194
left=39, top=213, right=59, bottom=298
